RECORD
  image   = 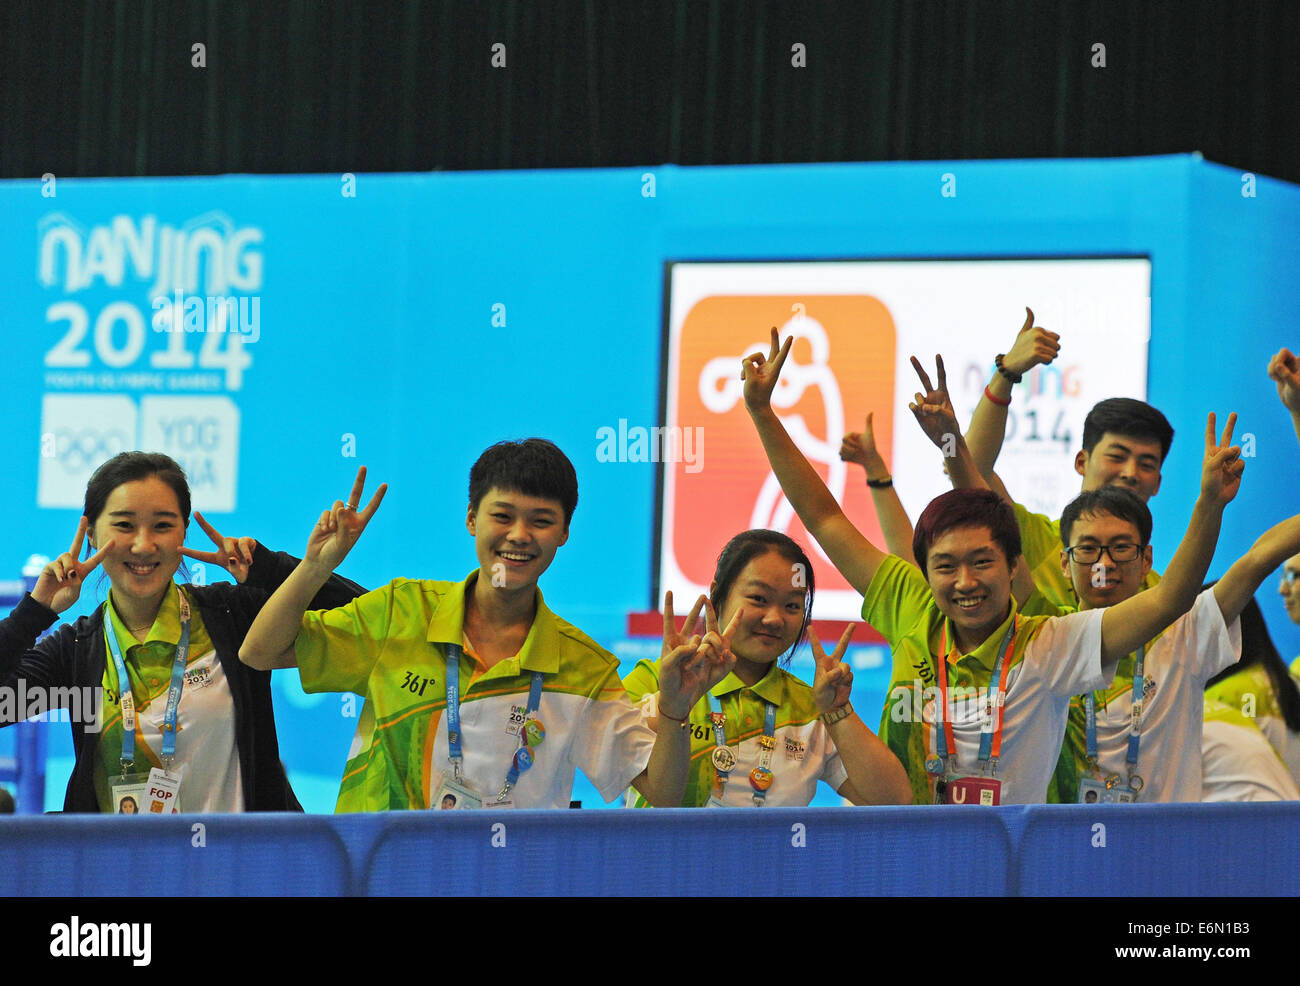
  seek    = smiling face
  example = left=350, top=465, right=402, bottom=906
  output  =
left=466, top=487, right=569, bottom=592
left=1075, top=432, right=1164, bottom=502
left=1060, top=510, right=1152, bottom=610
left=88, top=476, right=187, bottom=617
left=712, top=549, right=807, bottom=681
left=924, top=525, right=1017, bottom=649
left=1279, top=552, right=1300, bottom=626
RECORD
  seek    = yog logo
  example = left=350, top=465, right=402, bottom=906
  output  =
left=664, top=295, right=896, bottom=593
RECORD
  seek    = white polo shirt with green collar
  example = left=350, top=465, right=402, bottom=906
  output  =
left=622, top=660, right=847, bottom=807
left=865, top=554, right=1109, bottom=805
left=296, top=573, right=656, bottom=812
left=1201, top=699, right=1300, bottom=802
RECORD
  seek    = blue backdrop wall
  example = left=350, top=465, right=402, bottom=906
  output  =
left=2, top=155, right=1297, bottom=811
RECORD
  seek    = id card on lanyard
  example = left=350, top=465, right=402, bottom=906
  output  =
left=705, top=692, right=777, bottom=807
left=1078, top=644, right=1146, bottom=804
left=927, top=616, right=1017, bottom=806
left=106, top=590, right=191, bottom=814
left=435, top=642, right=546, bottom=810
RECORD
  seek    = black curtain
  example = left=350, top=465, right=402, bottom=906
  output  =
left=2, top=0, right=1297, bottom=182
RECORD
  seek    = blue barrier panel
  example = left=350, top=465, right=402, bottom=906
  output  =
left=358, top=806, right=1014, bottom=896
left=4, top=805, right=1300, bottom=895
left=1016, top=803, right=1300, bottom=896
left=0, top=813, right=351, bottom=896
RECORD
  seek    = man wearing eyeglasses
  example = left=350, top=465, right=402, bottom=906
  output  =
left=1044, top=486, right=1300, bottom=802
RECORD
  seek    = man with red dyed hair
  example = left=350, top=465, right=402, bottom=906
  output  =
left=743, top=328, right=1243, bottom=804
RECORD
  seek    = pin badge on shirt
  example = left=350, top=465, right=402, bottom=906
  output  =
left=524, top=719, right=546, bottom=747
left=711, top=747, right=737, bottom=772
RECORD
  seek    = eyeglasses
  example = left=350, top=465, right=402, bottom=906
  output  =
left=1281, top=570, right=1300, bottom=586
left=1065, top=543, right=1142, bottom=565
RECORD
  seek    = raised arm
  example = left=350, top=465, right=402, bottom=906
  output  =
left=811, top=626, right=912, bottom=805
left=1099, top=413, right=1243, bottom=664
left=840, top=412, right=916, bottom=565
left=743, top=328, right=888, bottom=595
left=181, top=511, right=366, bottom=607
left=909, top=354, right=1037, bottom=606
left=239, top=466, right=386, bottom=671
left=1213, top=513, right=1300, bottom=626
left=1267, top=347, right=1300, bottom=448
left=965, top=308, right=1061, bottom=480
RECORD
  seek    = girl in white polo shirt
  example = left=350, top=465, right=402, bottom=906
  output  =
left=624, top=529, right=912, bottom=807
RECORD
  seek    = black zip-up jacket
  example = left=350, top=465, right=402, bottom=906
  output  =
left=0, top=543, right=365, bottom=812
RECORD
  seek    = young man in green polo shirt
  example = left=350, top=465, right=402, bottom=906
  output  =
left=239, top=443, right=730, bottom=811
left=743, top=329, right=1243, bottom=804
left=964, top=308, right=1174, bottom=611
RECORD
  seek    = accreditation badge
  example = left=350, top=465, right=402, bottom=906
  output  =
left=943, top=775, right=1001, bottom=806
left=1077, top=778, right=1114, bottom=804
left=432, top=773, right=483, bottom=811
left=144, top=767, right=182, bottom=814
left=111, top=768, right=182, bottom=815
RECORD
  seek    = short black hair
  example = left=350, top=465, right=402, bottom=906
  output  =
left=912, top=488, right=1022, bottom=579
left=1081, top=398, right=1174, bottom=463
left=468, top=439, right=579, bottom=525
left=1059, top=487, right=1153, bottom=548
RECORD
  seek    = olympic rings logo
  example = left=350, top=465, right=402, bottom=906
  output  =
left=54, top=428, right=131, bottom=472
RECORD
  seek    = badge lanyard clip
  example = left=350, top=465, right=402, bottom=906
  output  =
left=104, top=588, right=191, bottom=777
left=934, top=616, right=1017, bottom=779
left=444, top=643, right=546, bottom=800
left=707, top=692, right=776, bottom=805
left=1085, top=644, right=1146, bottom=792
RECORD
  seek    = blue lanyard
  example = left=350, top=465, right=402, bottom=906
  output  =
left=934, top=617, right=1017, bottom=773
left=444, top=643, right=545, bottom=796
left=1085, top=644, right=1146, bottom=773
left=104, top=589, right=192, bottom=773
left=707, top=691, right=777, bottom=804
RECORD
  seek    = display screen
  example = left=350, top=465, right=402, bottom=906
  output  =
left=657, top=258, right=1152, bottom=620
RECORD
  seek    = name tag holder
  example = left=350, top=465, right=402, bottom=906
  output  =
left=437, top=643, right=544, bottom=811
left=929, top=617, right=1017, bottom=807
left=104, top=590, right=191, bottom=815
left=1077, top=645, right=1147, bottom=805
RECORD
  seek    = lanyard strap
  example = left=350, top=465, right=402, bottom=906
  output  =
left=104, top=589, right=192, bottom=773
left=1086, top=644, right=1146, bottom=772
left=444, top=643, right=545, bottom=794
left=707, top=691, right=732, bottom=793
left=935, top=616, right=1017, bottom=774
left=708, top=692, right=776, bottom=803
left=502, top=671, right=546, bottom=792
left=752, top=701, right=777, bottom=806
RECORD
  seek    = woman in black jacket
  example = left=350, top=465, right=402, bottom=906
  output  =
left=0, top=451, right=364, bottom=812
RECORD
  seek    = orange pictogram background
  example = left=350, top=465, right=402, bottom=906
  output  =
left=667, top=295, right=897, bottom=594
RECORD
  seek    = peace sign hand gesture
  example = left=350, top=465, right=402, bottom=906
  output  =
left=811, top=624, right=856, bottom=715
left=660, top=590, right=705, bottom=662
left=741, top=327, right=794, bottom=414
left=305, top=466, right=388, bottom=573
left=908, top=354, right=961, bottom=451
left=658, top=595, right=741, bottom=720
left=180, top=511, right=258, bottom=583
left=1200, top=412, right=1244, bottom=508
left=31, top=518, right=112, bottom=614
